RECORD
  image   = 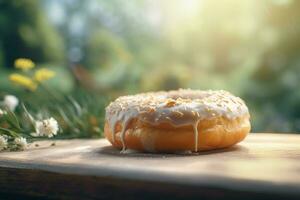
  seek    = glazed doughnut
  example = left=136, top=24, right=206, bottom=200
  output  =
left=104, top=89, right=250, bottom=153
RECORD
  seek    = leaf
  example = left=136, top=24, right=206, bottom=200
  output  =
left=5, top=109, right=22, bottom=131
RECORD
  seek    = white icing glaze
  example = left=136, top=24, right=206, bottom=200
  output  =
left=105, top=89, right=250, bottom=152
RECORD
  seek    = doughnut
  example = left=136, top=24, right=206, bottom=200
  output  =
left=104, top=89, right=250, bottom=153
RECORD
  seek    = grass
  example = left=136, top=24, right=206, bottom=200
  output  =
left=0, top=66, right=109, bottom=142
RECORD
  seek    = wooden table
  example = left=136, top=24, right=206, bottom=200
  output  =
left=0, top=133, right=299, bottom=200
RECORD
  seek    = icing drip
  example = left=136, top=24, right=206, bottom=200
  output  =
left=105, top=89, right=250, bottom=152
left=120, top=120, right=129, bottom=152
left=193, top=120, right=200, bottom=152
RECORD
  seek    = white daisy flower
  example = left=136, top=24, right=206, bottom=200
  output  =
left=0, top=135, right=8, bottom=151
left=3, top=95, right=19, bottom=111
left=14, top=137, right=27, bottom=150
left=35, top=117, right=59, bottom=138
left=0, top=108, right=7, bottom=116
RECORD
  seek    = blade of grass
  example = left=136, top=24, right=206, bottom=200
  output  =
left=67, top=95, right=82, bottom=116
left=57, top=107, right=73, bottom=127
left=21, top=103, right=36, bottom=130
left=5, top=109, right=21, bottom=131
left=0, top=127, right=19, bottom=137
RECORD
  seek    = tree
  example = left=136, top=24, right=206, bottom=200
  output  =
left=0, top=0, right=65, bottom=67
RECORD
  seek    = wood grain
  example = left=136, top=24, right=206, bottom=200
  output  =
left=0, top=133, right=300, bottom=199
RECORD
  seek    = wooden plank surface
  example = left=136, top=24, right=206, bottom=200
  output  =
left=0, top=133, right=300, bottom=199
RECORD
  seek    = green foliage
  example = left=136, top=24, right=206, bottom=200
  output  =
left=0, top=60, right=106, bottom=148
left=0, top=87, right=107, bottom=146
left=22, top=90, right=107, bottom=139
left=0, top=0, right=65, bottom=67
left=84, top=30, right=131, bottom=69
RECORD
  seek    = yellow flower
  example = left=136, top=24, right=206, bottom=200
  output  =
left=34, top=68, right=56, bottom=82
left=14, top=58, right=35, bottom=71
left=9, top=73, right=37, bottom=91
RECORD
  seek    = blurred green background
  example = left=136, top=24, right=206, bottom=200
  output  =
left=0, top=0, right=300, bottom=133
